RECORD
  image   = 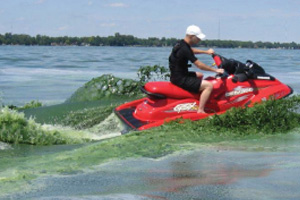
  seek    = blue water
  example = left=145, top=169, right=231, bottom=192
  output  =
left=1, top=46, right=299, bottom=106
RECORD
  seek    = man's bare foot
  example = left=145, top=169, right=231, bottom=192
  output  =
left=197, top=110, right=207, bottom=114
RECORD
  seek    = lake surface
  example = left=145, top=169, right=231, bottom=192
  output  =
left=0, top=46, right=300, bottom=199
left=1, top=46, right=299, bottom=105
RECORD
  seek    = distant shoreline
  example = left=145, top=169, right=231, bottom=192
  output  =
left=1, top=32, right=299, bottom=49
left=0, top=44, right=297, bottom=50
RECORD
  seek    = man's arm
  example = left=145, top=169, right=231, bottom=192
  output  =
left=194, top=60, right=224, bottom=74
left=192, top=48, right=214, bottom=55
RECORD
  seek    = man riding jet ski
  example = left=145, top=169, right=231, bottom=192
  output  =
left=115, top=54, right=293, bottom=132
left=169, top=25, right=224, bottom=114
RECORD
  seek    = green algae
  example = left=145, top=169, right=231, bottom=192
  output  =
left=1, top=95, right=300, bottom=197
left=1, top=66, right=300, bottom=197
left=0, top=107, right=91, bottom=145
left=60, top=104, right=116, bottom=129
left=1, top=100, right=126, bottom=145
left=65, top=65, right=169, bottom=103
left=172, top=95, right=300, bottom=136
left=46, top=96, right=300, bottom=170
left=137, top=64, right=169, bottom=82
left=23, top=100, right=115, bottom=125
left=66, top=74, right=142, bottom=103
left=2, top=96, right=300, bottom=171
left=18, top=100, right=43, bottom=110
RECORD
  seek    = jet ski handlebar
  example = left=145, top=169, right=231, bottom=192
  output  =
left=211, top=53, right=275, bottom=82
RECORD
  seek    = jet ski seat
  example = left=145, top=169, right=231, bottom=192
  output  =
left=141, top=82, right=200, bottom=99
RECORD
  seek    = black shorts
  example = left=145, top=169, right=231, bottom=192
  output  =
left=173, top=72, right=202, bottom=93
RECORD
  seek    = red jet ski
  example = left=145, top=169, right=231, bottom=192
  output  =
left=115, top=54, right=293, bottom=132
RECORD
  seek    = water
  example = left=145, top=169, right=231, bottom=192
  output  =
left=0, top=46, right=170, bottom=106
left=1, top=46, right=299, bottom=106
left=1, top=46, right=300, bottom=199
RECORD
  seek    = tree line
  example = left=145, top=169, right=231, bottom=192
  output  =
left=0, top=32, right=299, bottom=49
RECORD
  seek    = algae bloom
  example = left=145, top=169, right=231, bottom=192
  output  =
left=0, top=107, right=90, bottom=145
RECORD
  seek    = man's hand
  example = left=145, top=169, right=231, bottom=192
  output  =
left=206, top=48, right=215, bottom=55
left=215, top=68, right=224, bottom=74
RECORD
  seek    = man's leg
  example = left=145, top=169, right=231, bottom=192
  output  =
left=197, top=80, right=213, bottom=113
left=196, top=72, right=203, bottom=79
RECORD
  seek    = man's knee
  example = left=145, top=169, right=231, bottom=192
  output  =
left=199, top=81, right=213, bottom=91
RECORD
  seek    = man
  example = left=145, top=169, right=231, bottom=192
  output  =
left=169, top=25, right=224, bottom=113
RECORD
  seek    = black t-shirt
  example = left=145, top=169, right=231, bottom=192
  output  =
left=169, top=40, right=198, bottom=84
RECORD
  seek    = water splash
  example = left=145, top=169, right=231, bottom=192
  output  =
left=43, top=113, right=124, bottom=141
left=0, top=104, right=127, bottom=146
left=0, top=141, right=11, bottom=150
left=87, top=113, right=123, bottom=140
left=0, top=107, right=91, bottom=145
left=40, top=124, right=111, bottom=141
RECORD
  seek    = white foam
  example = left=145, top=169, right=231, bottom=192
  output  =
left=0, top=141, right=11, bottom=150
left=87, top=113, right=124, bottom=139
left=40, top=114, right=123, bottom=141
left=40, top=124, right=106, bottom=141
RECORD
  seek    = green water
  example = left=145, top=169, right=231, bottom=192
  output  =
left=1, top=73, right=300, bottom=199
left=1, top=129, right=300, bottom=199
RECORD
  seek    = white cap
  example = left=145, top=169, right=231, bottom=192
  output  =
left=186, top=25, right=206, bottom=40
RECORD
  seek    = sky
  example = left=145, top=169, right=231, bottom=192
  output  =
left=0, top=0, right=299, bottom=43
